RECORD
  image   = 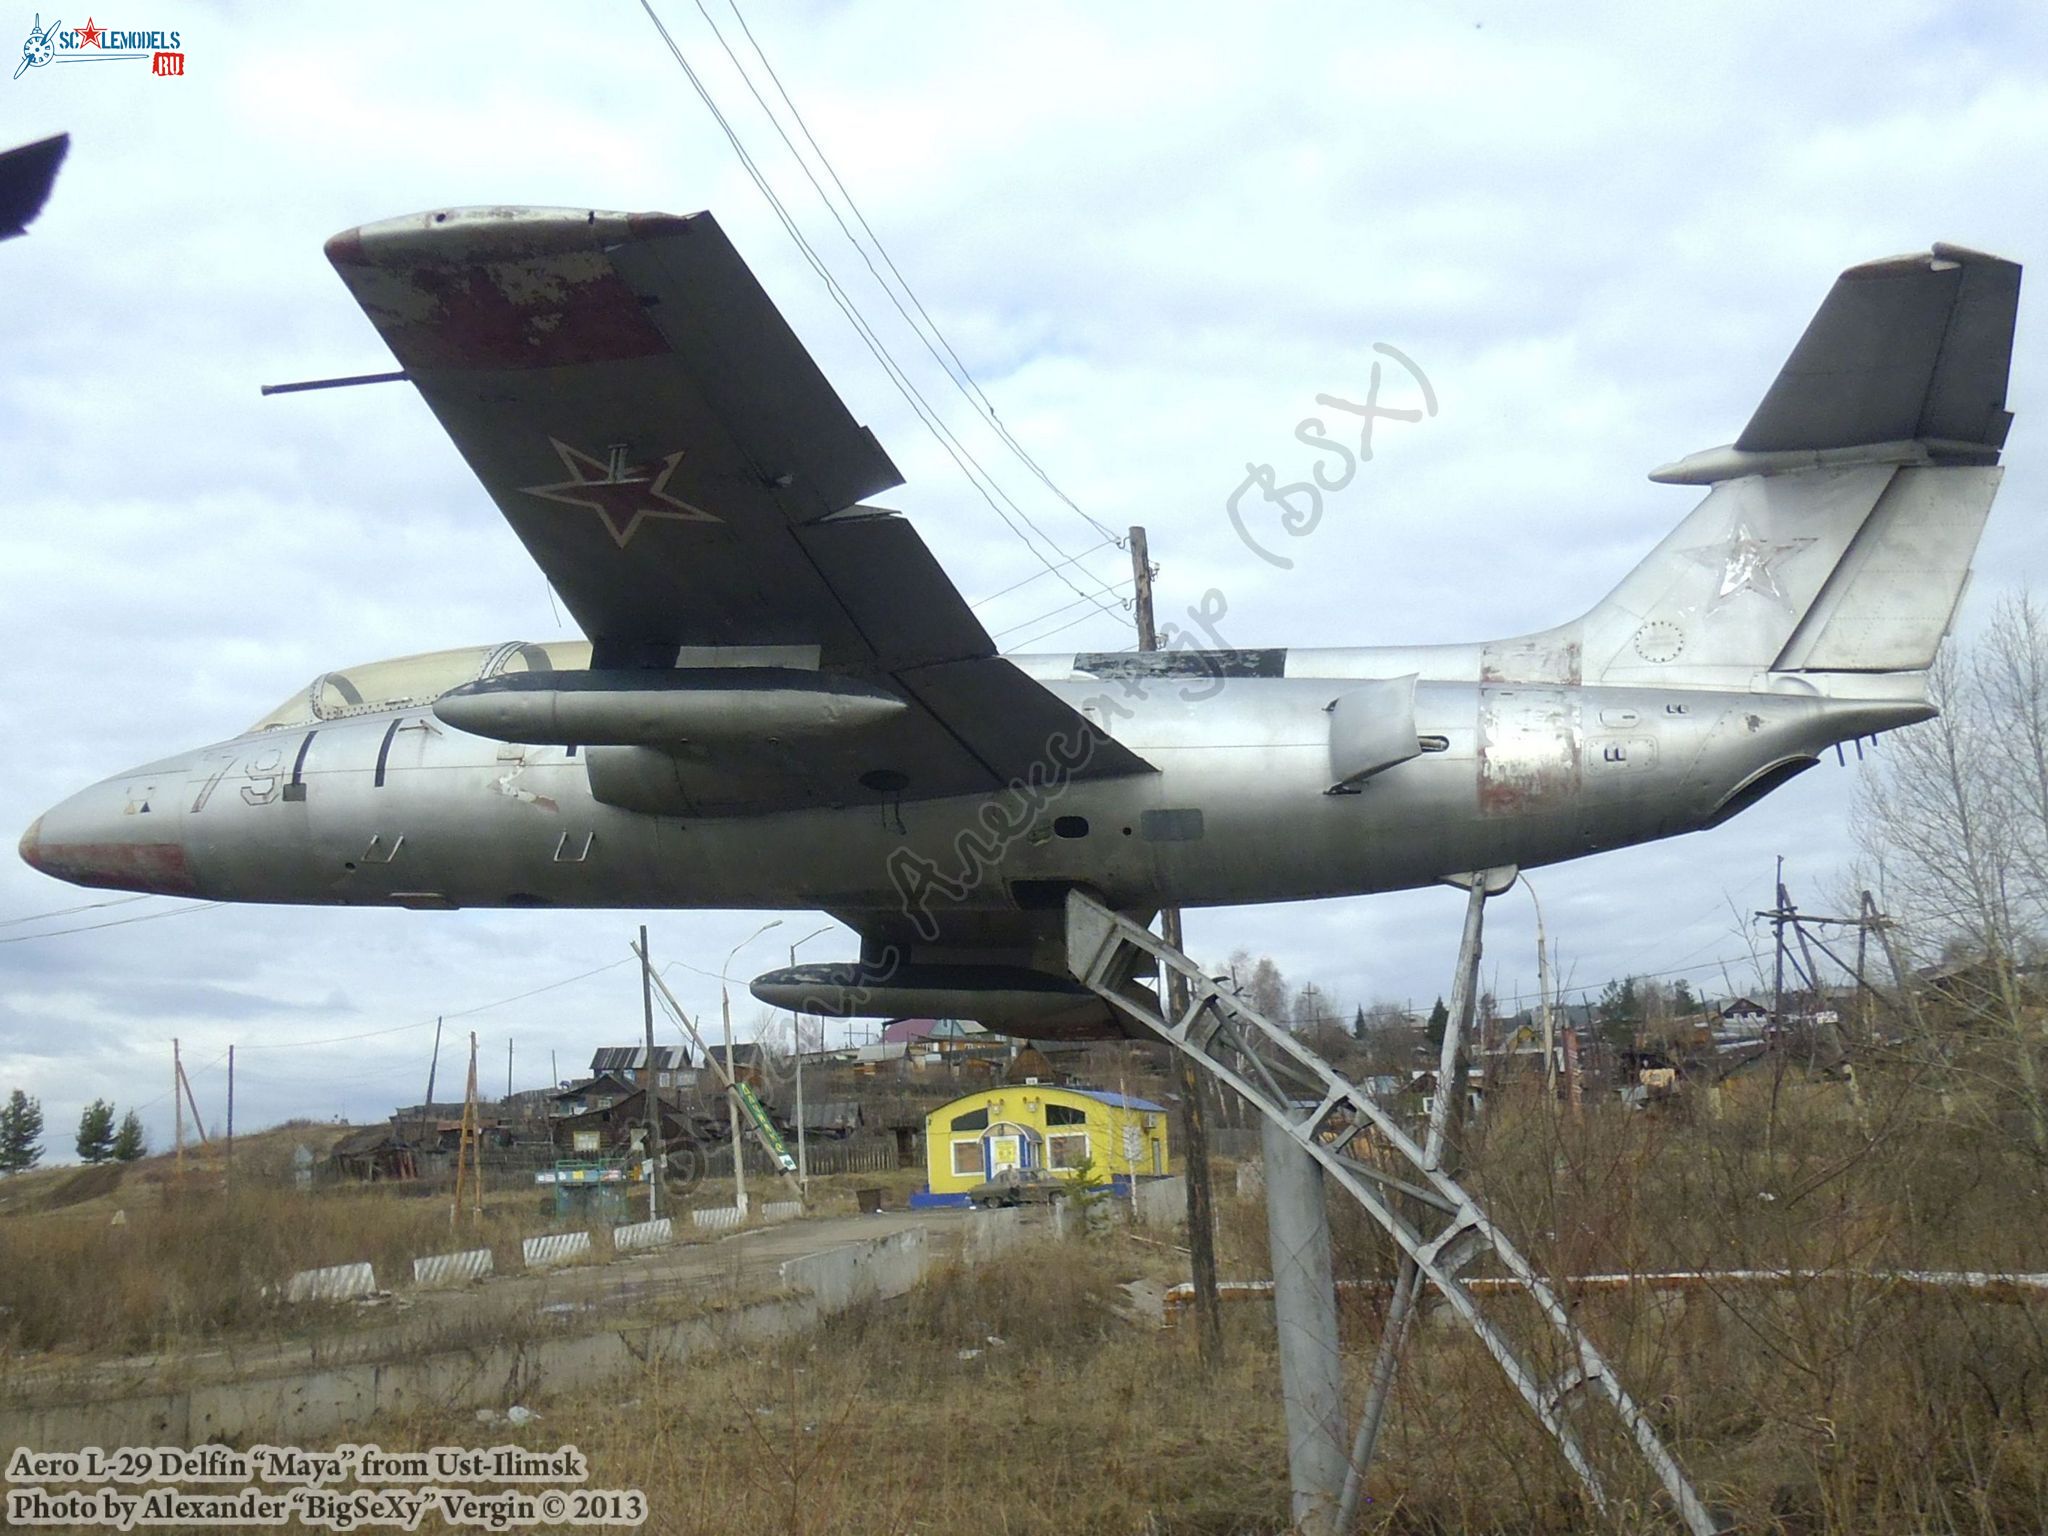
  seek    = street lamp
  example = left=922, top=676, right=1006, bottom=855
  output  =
left=1521, top=874, right=1558, bottom=1098
left=787, top=923, right=834, bottom=1193
left=722, top=918, right=782, bottom=1213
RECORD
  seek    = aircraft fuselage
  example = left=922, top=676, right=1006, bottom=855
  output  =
left=19, top=645, right=1926, bottom=924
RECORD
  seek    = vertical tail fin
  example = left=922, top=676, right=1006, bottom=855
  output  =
left=1574, top=245, right=2019, bottom=689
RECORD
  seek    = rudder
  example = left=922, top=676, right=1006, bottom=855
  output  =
left=1575, top=244, right=2019, bottom=689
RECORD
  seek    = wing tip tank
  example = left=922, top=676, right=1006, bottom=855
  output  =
left=324, top=205, right=709, bottom=271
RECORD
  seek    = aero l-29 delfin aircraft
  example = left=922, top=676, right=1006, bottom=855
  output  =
left=18, top=211, right=2022, bottom=1039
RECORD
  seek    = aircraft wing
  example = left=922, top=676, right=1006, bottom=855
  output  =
left=326, top=206, right=1153, bottom=810
left=0, top=132, right=67, bottom=240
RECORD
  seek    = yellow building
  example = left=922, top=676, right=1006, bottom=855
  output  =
left=923, top=1085, right=1170, bottom=1196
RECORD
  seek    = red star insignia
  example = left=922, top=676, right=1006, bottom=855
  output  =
left=520, top=439, right=721, bottom=547
left=76, top=17, right=102, bottom=46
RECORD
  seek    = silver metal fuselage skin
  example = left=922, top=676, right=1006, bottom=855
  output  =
left=20, top=641, right=1926, bottom=920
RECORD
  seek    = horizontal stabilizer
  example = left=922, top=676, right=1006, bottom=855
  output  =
left=1737, top=244, right=2019, bottom=458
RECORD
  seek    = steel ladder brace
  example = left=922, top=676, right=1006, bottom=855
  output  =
left=1064, top=889, right=1720, bottom=1536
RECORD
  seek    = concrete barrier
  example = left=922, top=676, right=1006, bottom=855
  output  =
left=283, top=1263, right=377, bottom=1304
left=521, top=1232, right=593, bottom=1269
left=3, top=1225, right=940, bottom=1451
left=761, top=1200, right=803, bottom=1224
left=412, top=1248, right=494, bottom=1288
left=964, top=1205, right=1028, bottom=1262
left=691, top=1206, right=743, bottom=1232
left=1135, top=1175, right=1188, bottom=1228
left=611, top=1217, right=674, bottom=1254
left=779, top=1226, right=930, bottom=1311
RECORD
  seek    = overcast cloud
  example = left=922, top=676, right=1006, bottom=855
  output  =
left=3, top=1, right=2044, bottom=1156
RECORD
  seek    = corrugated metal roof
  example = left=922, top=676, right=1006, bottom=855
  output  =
left=1064, top=1088, right=1169, bottom=1113
left=588, top=1045, right=693, bottom=1072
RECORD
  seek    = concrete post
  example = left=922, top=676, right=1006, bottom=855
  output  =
left=1262, top=1115, right=1347, bottom=1535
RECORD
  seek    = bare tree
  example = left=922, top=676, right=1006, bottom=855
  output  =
left=1855, top=604, right=2047, bottom=1152
left=1979, top=593, right=2048, bottom=911
left=1226, top=948, right=1294, bottom=1023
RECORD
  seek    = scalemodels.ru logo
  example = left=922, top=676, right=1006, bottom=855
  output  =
left=15, top=14, right=184, bottom=79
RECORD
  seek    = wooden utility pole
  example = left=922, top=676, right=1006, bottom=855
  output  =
left=225, top=1045, right=235, bottom=1192
left=1563, top=1025, right=1583, bottom=1115
left=419, top=1017, right=443, bottom=1150
left=452, top=1032, right=482, bottom=1226
left=1771, top=856, right=1787, bottom=1035
left=176, top=1053, right=207, bottom=1142
left=640, top=923, right=660, bottom=1219
left=1129, top=524, right=1222, bottom=1368
left=173, top=1038, right=184, bottom=1188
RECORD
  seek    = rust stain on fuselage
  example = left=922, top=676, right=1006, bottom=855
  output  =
left=1477, top=687, right=1582, bottom=816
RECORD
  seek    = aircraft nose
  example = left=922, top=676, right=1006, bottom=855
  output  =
left=17, top=815, right=48, bottom=874
left=18, top=773, right=199, bottom=896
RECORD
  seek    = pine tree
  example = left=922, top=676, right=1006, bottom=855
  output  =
left=1425, top=996, right=1450, bottom=1052
left=75, top=1099, right=116, bottom=1163
left=0, top=1089, right=45, bottom=1175
left=111, top=1110, right=147, bottom=1163
left=1352, top=1005, right=1368, bottom=1041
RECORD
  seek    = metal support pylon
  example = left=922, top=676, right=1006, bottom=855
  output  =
left=1063, top=887, right=1720, bottom=1535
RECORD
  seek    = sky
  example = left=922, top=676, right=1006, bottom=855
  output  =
left=3, top=1, right=2045, bottom=1158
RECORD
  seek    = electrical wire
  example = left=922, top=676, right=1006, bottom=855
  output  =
left=1002, top=601, right=1135, bottom=653
left=232, top=957, right=638, bottom=1051
left=969, top=535, right=1120, bottom=609
left=115, top=957, right=644, bottom=1118
left=0, top=901, right=221, bottom=944
left=1485, top=950, right=1766, bottom=1012
left=635, top=0, right=1128, bottom=621
left=0, top=892, right=154, bottom=927
left=122, top=1046, right=231, bottom=1116
left=717, top=0, right=1121, bottom=546
left=990, top=577, right=1135, bottom=640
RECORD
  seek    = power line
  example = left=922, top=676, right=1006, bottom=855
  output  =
left=0, top=901, right=221, bottom=944
left=115, top=957, right=644, bottom=1116
left=968, top=534, right=1118, bottom=609
left=717, top=0, right=1121, bottom=546
left=990, top=576, right=1135, bottom=640
left=0, top=892, right=154, bottom=927
left=1001, top=595, right=1137, bottom=653
left=635, top=0, right=1127, bottom=622
left=233, top=957, right=638, bottom=1052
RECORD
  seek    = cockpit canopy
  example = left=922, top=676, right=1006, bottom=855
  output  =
left=249, top=640, right=592, bottom=732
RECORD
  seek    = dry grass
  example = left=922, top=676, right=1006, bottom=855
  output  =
left=11, top=1056, right=2048, bottom=1532
left=351, top=1054, right=2048, bottom=1536
left=0, top=1124, right=592, bottom=1355
left=0, top=1180, right=564, bottom=1355
left=0, top=1125, right=925, bottom=1360
left=371, top=1239, right=1296, bottom=1536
